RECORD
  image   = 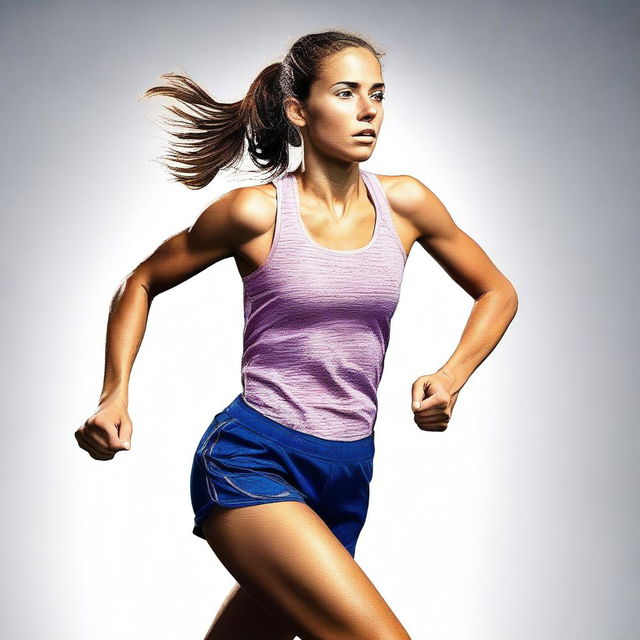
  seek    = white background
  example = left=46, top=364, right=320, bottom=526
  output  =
left=1, top=1, right=638, bottom=638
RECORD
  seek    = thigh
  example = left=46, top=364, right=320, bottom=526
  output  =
left=201, top=501, right=411, bottom=640
left=204, top=581, right=296, bottom=640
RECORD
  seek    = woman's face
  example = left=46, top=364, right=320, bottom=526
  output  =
left=294, top=46, right=385, bottom=164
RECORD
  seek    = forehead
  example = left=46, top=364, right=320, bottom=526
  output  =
left=315, top=47, right=383, bottom=86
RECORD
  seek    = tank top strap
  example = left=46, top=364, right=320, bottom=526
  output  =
left=271, top=169, right=405, bottom=263
left=263, top=171, right=297, bottom=247
left=360, top=169, right=407, bottom=262
left=359, top=170, right=393, bottom=235
left=277, top=169, right=391, bottom=236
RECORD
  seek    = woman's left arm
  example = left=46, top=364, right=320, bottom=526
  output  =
left=390, top=175, right=519, bottom=431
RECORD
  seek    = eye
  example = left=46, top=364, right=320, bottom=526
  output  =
left=336, top=90, right=386, bottom=101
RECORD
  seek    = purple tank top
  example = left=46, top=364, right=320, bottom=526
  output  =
left=240, top=168, right=407, bottom=441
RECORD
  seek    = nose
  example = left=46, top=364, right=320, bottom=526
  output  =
left=360, top=99, right=378, bottom=120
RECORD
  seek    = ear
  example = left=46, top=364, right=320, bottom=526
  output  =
left=284, top=96, right=307, bottom=129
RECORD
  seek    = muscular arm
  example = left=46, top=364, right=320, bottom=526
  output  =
left=99, top=187, right=261, bottom=406
left=392, top=175, right=519, bottom=394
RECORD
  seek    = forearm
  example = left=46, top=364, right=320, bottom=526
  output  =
left=437, top=285, right=518, bottom=394
left=99, top=274, right=153, bottom=406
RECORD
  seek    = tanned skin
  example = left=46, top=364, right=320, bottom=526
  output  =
left=75, top=45, right=517, bottom=640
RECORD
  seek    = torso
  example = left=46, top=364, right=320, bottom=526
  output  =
left=233, top=173, right=417, bottom=280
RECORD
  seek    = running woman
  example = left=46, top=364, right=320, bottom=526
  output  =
left=75, top=29, right=518, bottom=640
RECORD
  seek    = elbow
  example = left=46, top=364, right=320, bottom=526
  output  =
left=122, top=270, right=156, bottom=301
left=483, top=280, right=518, bottom=315
left=139, top=279, right=154, bottom=301
left=503, top=281, right=519, bottom=315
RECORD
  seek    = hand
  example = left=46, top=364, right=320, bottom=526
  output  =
left=411, top=370, right=459, bottom=432
left=75, top=398, right=133, bottom=460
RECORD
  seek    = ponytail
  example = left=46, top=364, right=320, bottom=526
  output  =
left=138, top=29, right=384, bottom=190
left=138, top=64, right=292, bottom=189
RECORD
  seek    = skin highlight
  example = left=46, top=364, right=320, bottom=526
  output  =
left=286, top=46, right=385, bottom=218
left=75, top=41, right=517, bottom=640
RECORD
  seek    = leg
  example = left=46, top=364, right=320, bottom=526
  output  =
left=204, top=581, right=296, bottom=640
left=200, top=501, right=411, bottom=640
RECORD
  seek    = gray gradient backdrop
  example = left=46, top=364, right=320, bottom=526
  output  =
left=1, top=1, right=638, bottom=638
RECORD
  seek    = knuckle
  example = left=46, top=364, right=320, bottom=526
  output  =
left=84, top=417, right=99, bottom=429
left=92, top=422, right=109, bottom=435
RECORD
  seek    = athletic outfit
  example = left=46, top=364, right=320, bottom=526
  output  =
left=190, top=168, right=407, bottom=556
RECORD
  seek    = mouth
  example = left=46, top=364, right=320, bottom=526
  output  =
left=352, top=129, right=376, bottom=143
left=352, top=129, right=376, bottom=139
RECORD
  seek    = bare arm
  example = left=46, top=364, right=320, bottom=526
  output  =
left=99, top=220, right=234, bottom=407
left=388, top=174, right=518, bottom=429
left=76, top=186, right=263, bottom=459
left=418, top=187, right=517, bottom=390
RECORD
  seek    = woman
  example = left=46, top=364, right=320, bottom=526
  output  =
left=75, top=30, right=518, bottom=640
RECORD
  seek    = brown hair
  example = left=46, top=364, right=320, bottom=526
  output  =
left=137, top=29, right=386, bottom=190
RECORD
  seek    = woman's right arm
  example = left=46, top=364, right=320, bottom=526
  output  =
left=74, top=187, right=266, bottom=460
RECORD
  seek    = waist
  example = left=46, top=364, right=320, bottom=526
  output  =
left=223, top=393, right=375, bottom=458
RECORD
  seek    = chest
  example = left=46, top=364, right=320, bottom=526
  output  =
left=244, top=241, right=404, bottom=324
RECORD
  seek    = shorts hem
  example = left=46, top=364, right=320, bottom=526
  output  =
left=192, top=496, right=308, bottom=539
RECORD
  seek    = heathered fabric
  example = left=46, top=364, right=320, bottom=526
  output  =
left=240, top=168, right=407, bottom=441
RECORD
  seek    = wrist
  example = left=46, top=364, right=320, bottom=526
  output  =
left=436, top=366, right=466, bottom=394
left=99, top=386, right=129, bottom=407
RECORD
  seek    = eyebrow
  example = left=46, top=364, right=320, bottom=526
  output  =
left=330, top=81, right=386, bottom=90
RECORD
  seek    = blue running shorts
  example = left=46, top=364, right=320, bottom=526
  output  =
left=190, top=393, right=375, bottom=557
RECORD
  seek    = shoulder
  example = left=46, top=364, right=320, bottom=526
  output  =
left=224, top=180, right=277, bottom=235
left=375, top=173, right=442, bottom=218
left=375, top=173, right=455, bottom=239
left=190, top=180, right=277, bottom=252
left=200, top=179, right=277, bottom=236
